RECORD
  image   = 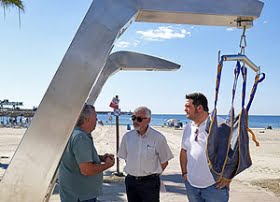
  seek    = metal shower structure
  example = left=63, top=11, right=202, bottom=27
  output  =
left=0, top=0, right=264, bottom=201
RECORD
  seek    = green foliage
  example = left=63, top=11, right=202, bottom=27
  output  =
left=1, top=0, right=24, bottom=11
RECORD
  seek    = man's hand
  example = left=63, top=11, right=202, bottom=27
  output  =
left=182, top=173, right=188, bottom=182
left=100, top=153, right=114, bottom=162
left=104, top=153, right=114, bottom=160
left=80, top=153, right=115, bottom=176
left=104, top=155, right=115, bottom=168
left=216, top=177, right=231, bottom=189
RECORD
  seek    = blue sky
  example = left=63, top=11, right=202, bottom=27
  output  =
left=0, top=0, right=279, bottom=115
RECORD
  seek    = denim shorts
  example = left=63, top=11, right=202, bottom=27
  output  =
left=184, top=180, right=229, bottom=202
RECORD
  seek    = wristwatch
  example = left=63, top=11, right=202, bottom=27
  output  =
left=182, top=172, right=187, bottom=177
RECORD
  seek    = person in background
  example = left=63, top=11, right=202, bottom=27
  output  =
left=118, top=106, right=174, bottom=202
left=59, top=104, right=115, bottom=202
left=180, top=93, right=230, bottom=202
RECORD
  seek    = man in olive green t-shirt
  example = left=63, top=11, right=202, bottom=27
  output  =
left=59, top=105, right=115, bottom=202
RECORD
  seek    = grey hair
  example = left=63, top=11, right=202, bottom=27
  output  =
left=76, top=104, right=95, bottom=126
left=134, top=106, right=151, bottom=118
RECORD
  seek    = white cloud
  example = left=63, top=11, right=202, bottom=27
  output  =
left=226, top=27, right=235, bottom=31
left=263, top=21, right=268, bottom=24
left=115, top=40, right=140, bottom=48
left=136, top=26, right=191, bottom=41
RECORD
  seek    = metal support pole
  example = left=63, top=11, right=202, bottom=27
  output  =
left=114, top=111, right=124, bottom=177
left=116, top=115, right=120, bottom=173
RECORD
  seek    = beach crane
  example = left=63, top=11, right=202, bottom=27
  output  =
left=0, top=0, right=264, bottom=201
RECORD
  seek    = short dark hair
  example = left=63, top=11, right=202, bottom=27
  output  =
left=76, top=104, right=95, bottom=126
left=185, top=93, right=209, bottom=112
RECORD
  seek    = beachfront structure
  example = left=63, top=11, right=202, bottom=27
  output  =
left=0, top=99, right=23, bottom=110
left=0, top=100, right=33, bottom=128
left=0, top=0, right=264, bottom=201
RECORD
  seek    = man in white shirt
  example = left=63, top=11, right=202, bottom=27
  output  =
left=118, top=106, right=174, bottom=202
left=180, top=93, right=230, bottom=202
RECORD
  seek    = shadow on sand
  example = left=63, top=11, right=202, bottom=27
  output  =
left=52, top=170, right=127, bottom=202
left=161, top=173, right=186, bottom=195
left=51, top=172, right=186, bottom=201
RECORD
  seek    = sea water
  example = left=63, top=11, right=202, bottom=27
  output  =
left=1, top=114, right=279, bottom=129
left=97, top=114, right=280, bottom=129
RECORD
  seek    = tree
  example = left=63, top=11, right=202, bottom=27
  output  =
left=1, top=0, right=24, bottom=10
left=1, top=0, right=24, bottom=25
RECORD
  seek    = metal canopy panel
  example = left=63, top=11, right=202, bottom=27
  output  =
left=87, top=51, right=180, bottom=104
left=110, top=51, right=180, bottom=71
left=137, top=12, right=254, bottom=27
left=0, top=0, right=264, bottom=201
left=136, top=0, right=264, bottom=27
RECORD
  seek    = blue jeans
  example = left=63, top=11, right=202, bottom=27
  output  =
left=184, top=180, right=229, bottom=202
left=78, top=198, right=97, bottom=202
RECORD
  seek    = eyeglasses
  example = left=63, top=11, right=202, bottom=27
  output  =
left=194, top=128, right=199, bottom=141
left=131, top=115, right=148, bottom=122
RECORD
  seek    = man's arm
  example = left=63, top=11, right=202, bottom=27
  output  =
left=157, top=136, right=174, bottom=173
left=117, top=135, right=127, bottom=160
left=180, top=148, right=188, bottom=181
left=161, top=161, right=168, bottom=171
left=79, top=157, right=115, bottom=176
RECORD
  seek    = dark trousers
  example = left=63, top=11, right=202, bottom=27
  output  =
left=78, top=198, right=97, bottom=202
left=125, top=174, right=160, bottom=202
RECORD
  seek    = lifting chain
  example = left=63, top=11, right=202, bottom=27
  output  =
left=239, top=26, right=247, bottom=55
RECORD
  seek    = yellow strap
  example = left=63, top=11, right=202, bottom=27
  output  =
left=217, top=176, right=232, bottom=183
left=247, top=128, right=260, bottom=146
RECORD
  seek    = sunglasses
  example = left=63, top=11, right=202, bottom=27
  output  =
left=131, top=115, right=148, bottom=122
left=194, top=128, right=199, bottom=141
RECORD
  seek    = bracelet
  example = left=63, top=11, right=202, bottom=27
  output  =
left=182, top=172, right=187, bottom=177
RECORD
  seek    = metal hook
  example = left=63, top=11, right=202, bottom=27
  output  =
left=218, top=50, right=221, bottom=63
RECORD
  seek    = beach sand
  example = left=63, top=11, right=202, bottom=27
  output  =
left=0, top=126, right=279, bottom=201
